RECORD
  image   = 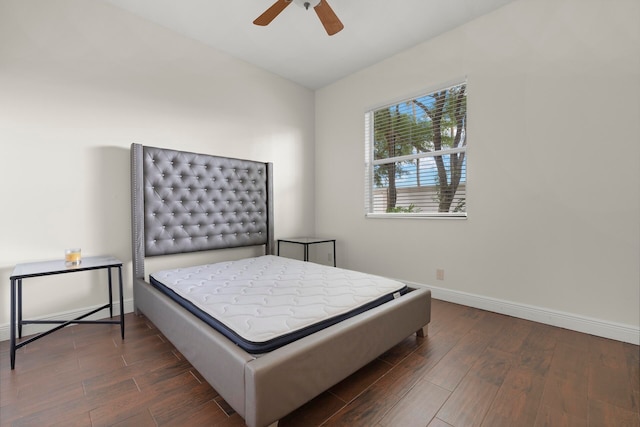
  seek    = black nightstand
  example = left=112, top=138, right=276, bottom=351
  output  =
left=9, top=255, right=125, bottom=369
left=277, top=237, right=336, bottom=267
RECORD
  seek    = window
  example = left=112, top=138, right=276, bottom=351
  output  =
left=365, top=81, right=467, bottom=218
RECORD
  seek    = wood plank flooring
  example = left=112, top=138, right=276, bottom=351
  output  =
left=1, top=299, right=638, bottom=426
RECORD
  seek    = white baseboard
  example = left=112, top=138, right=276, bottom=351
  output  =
left=0, top=299, right=135, bottom=342
left=407, top=281, right=639, bottom=345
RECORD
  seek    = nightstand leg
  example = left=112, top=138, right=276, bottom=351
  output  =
left=10, top=278, right=16, bottom=369
left=108, top=268, right=113, bottom=318
left=17, top=279, right=22, bottom=338
left=332, top=240, right=336, bottom=267
left=118, top=266, right=125, bottom=339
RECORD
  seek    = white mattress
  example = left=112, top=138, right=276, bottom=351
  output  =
left=149, top=255, right=407, bottom=352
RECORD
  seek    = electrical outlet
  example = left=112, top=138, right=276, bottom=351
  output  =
left=436, top=269, right=445, bottom=280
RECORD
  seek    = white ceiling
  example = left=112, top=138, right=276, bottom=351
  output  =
left=102, top=0, right=517, bottom=89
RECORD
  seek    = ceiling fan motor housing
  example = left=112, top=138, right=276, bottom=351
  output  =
left=293, top=0, right=321, bottom=10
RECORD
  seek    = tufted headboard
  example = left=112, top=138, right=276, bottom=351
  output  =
left=130, top=143, right=274, bottom=279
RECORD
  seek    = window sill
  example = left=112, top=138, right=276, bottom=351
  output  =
left=365, top=213, right=467, bottom=219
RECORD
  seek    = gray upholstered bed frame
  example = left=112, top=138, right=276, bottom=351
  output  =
left=130, top=143, right=431, bottom=427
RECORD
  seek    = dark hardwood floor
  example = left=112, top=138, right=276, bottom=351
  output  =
left=1, top=299, right=638, bottom=426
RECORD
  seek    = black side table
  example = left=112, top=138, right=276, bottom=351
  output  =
left=9, top=255, right=125, bottom=369
left=277, top=237, right=336, bottom=267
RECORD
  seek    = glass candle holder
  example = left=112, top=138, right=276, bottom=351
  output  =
left=65, top=248, right=82, bottom=266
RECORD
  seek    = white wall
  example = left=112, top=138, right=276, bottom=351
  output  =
left=315, top=0, right=640, bottom=342
left=0, top=0, right=315, bottom=333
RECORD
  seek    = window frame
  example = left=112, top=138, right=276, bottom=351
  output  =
left=364, top=81, right=468, bottom=219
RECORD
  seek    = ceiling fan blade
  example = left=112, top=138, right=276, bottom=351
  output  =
left=314, top=0, right=343, bottom=36
left=253, top=0, right=292, bottom=26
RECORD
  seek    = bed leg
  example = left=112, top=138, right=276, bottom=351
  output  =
left=416, top=325, right=428, bottom=338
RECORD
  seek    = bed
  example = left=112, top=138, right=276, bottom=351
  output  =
left=130, top=143, right=431, bottom=427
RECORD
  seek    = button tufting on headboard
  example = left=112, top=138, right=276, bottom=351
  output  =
left=142, top=146, right=270, bottom=257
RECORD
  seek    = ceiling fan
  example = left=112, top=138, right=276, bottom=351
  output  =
left=253, top=0, right=344, bottom=36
